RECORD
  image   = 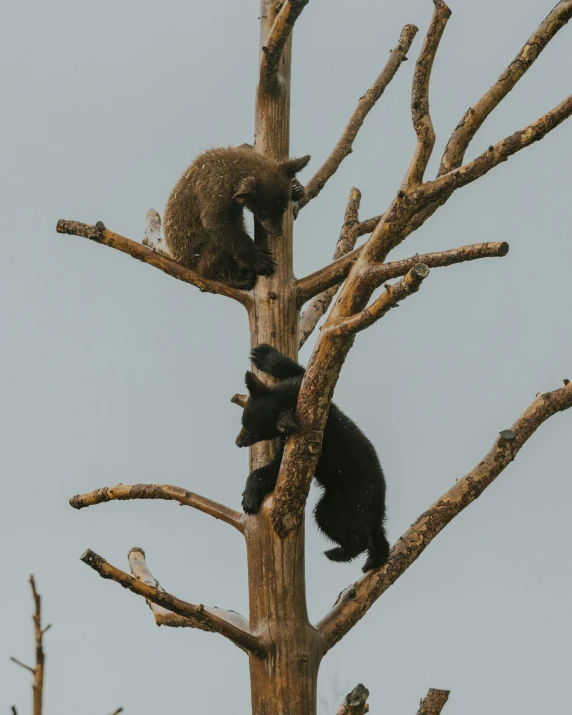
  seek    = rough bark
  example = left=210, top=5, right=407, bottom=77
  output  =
left=336, top=683, right=370, bottom=714
left=416, top=689, right=450, bottom=715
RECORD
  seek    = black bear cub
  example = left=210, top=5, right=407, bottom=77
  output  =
left=236, top=345, right=390, bottom=572
left=164, top=146, right=310, bottom=289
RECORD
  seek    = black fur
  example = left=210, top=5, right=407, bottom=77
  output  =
left=236, top=345, right=390, bottom=572
left=163, top=146, right=310, bottom=289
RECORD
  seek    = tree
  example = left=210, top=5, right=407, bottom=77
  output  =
left=56, top=1, right=572, bottom=713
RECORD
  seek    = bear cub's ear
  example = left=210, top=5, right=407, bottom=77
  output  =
left=279, top=155, right=311, bottom=178
left=276, top=408, right=299, bottom=435
left=245, top=371, right=270, bottom=398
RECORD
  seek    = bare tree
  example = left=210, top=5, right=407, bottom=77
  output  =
left=56, top=1, right=572, bottom=713
left=10, top=577, right=123, bottom=715
left=11, top=577, right=50, bottom=715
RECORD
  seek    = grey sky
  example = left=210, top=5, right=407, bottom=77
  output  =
left=1, top=0, right=571, bottom=713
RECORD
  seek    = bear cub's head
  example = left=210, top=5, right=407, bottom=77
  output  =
left=233, top=154, right=310, bottom=239
left=235, top=372, right=300, bottom=448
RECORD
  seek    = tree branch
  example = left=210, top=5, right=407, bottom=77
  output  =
left=128, top=548, right=250, bottom=636
left=421, top=93, right=572, bottom=206
left=402, top=1, right=451, bottom=188
left=231, top=393, right=248, bottom=408
left=298, top=24, right=418, bottom=210
left=109, top=709, right=124, bottom=715
left=336, top=683, right=370, bottom=714
left=416, top=689, right=450, bottom=715
left=297, top=240, right=508, bottom=307
left=10, top=658, right=34, bottom=674
left=69, top=483, right=244, bottom=533
left=317, top=381, right=572, bottom=651
left=326, top=263, right=430, bottom=337
left=440, top=0, right=572, bottom=175
left=80, top=549, right=266, bottom=657
left=56, top=220, right=250, bottom=306
left=260, top=0, right=309, bottom=82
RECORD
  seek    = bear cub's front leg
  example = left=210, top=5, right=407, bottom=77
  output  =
left=242, top=456, right=282, bottom=513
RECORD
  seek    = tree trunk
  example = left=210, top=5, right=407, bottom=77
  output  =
left=246, top=2, right=323, bottom=714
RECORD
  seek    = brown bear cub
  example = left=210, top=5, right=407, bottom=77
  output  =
left=163, top=146, right=310, bottom=289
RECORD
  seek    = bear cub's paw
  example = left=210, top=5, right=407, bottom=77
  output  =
left=252, top=249, right=277, bottom=276
left=250, top=343, right=276, bottom=371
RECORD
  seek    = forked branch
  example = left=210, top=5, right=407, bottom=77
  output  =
left=440, top=0, right=572, bottom=174
left=403, top=0, right=451, bottom=187
left=297, top=241, right=508, bottom=306
left=70, top=483, right=244, bottom=533
left=326, top=263, right=430, bottom=337
left=299, top=24, right=418, bottom=210
left=336, top=683, right=370, bottom=714
left=260, top=0, right=309, bottom=82
left=416, top=689, right=450, bottom=715
left=317, top=381, right=572, bottom=650
left=56, top=220, right=250, bottom=305
left=80, top=550, right=266, bottom=657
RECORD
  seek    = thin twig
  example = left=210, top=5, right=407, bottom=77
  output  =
left=402, top=1, right=451, bottom=187
left=299, top=25, right=418, bottom=210
left=80, top=550, right=266, bottom=657
left=10, top=658, right=34, bottom=674
left=69, top=483, right=244, bottom=533
left=326, top=263, right=430, bottom=337
left=336, top=683, right=370, bottom=714
left=260, top=0, right=309, bottom=82
left=317, top=381, right=572, bottom=650
left=56, top=220, right=250, bottom=306
left=416, top=689, right=450, bottom=715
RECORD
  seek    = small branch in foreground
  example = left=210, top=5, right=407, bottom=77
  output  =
left=402, top=1, right=451, bottom=187
left=317, top=380, right=572, bottom=650
left=81, top=550, right=266, bottom=657
left=336, top=683, right=370, bottom=714
left=10, top=658, right=34, bottom=674
left=416, top=689, right=450, bottom=715
left=110, top=709, right=124, bottom=715
left=298, top=24, right=418, bottom=210
left=326, top=263, right=430, bottom=337
left=260, top=0, right=309, bottom=81
left=56, top=220, right=249, bottom=306
left=69, top=483, right=244, bottom=533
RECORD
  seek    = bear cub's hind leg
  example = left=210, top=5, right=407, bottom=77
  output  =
left=242, top=455, right=282, bottom=514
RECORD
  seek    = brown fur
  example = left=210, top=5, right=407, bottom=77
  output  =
left=163, top=146, right=310, bottom=289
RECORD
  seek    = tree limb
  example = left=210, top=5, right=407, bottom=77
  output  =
left=298, top=24, right=418, bottom=210
left=69, top=483, right=244, bottom=533
left=231, top=393, right=248, bottom=408
left=260, top=0, right=309, bottom=82
left=317, top=380, right=572, bottom=651
left=326, top=263, right=430, bottom=337
left=416, top=689, right=450, bottom=715
left=439, top=0, right=572, bottom=175
left=336, top=683, right=370, bottom=714
left=80, top=550, right=266, bottom=657
left=10, top=658, right=34, bottom=674
left=402, top=1, right=451, bottom=188
left=110, top=709, right=124, bottom=715
left=56, top=220, right=250, bottom=306
left=297, top=241, right=508, bottom=307
left=128, top=548, right=250, bottom=635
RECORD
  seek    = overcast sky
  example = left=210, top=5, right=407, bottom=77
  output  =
left=1, top=1, right=571, bottom=713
